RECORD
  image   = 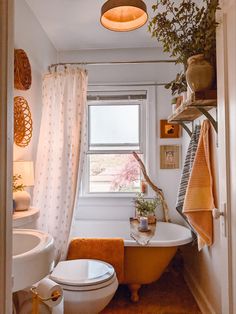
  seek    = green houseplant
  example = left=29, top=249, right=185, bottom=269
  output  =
left=165, top=72, right=187, bottom=96
left=13, top=174, right=25, bottom=192
left=13, top=174, right=31, bottom=211
left=149, top=0, right=220, bottom=93
left=135, top=193, right=160, bottom=223
left=13, top=174, right=25, bottom=212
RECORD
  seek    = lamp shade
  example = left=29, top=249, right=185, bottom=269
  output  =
left=13, top=161, right=34, bottom=187
left=101, top=0, right=148, bottom=32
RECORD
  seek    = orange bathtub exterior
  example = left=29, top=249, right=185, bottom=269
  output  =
left=123, top=246, right=178, bottom=301
left=123, top=246, right=177, bottom=284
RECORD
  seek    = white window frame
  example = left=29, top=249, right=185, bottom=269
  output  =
left=80, top=85, right=157, bottom=199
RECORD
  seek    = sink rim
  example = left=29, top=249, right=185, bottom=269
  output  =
left=12, top=228, right=55, bottom=292
left=13, top=228, right=54, bottom=261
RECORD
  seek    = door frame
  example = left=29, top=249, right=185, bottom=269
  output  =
left=216, top=2, right=234, bottom=313
left=0, top=0, right=14, bottom=313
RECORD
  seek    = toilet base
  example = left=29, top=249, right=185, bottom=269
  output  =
left=63, top=277, right=118, bottom=314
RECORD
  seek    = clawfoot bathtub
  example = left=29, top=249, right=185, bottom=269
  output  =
left=70, top=220, right=192, bottom=302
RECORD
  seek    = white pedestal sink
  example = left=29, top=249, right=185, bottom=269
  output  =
left=12, top=229, right=54, bottom=292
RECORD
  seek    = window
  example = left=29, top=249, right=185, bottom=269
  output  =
left=85, top=94, right=146, bottom=194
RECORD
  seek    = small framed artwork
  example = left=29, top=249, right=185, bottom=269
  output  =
left=160, top=145, right=180, bottom=169
left=160, top=119, right=180, bottom=138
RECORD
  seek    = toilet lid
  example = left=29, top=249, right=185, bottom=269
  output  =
left=50, top=259, right=115, bottom=286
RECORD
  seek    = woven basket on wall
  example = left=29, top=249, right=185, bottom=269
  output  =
left=14, top=49, right=32, bottom=90
left=14, top=96, right=33, bottom=147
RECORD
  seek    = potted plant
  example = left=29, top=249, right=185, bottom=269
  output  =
left=166, top=72, right=188, bottom=110
left=13, top=174, right=25, bottom=193
left=171, top=96, right=178, bottom=113
left=134, top=193, right=160, bottom=223
left=13, top=174, right=30, bottom=211
left=149, top=0, right=220, bottom=92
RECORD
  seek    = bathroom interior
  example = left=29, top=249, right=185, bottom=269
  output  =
left=1, top=0, right=236, bottom=313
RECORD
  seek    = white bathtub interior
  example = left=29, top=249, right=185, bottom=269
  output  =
left=70, top=220, right=192, bottom=247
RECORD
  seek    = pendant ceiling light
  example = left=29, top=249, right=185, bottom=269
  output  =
left=101, top=0, right=148, bottom=32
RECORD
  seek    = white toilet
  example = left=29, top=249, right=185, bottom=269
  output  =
left=50, top=259, right=118, bottom=314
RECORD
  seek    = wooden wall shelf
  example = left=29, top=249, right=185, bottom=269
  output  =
left=168, top=92, right=217, bottom=137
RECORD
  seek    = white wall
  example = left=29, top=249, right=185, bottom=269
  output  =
left=14, top=0, right=57, bottom=163
left=61, top=49, right=185, bottom=228
left=59, top=48, right=181, bottom=85
left=156, top=86, right=183, bottom=223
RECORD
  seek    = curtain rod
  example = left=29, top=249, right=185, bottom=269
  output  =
left=48, top=59, right=176, bottom=70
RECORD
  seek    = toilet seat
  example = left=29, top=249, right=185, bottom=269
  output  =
left=50, top=259, right=116, bottom=291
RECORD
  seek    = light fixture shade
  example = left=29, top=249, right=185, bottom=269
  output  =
left=13, top=161, right=34, bottom=187
left=101, top=0, right=148, bottom=32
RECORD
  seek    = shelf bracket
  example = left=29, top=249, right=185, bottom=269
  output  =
left=195, top=107, right=218, bottom=133
left=179, top=122, right=192, bottom=137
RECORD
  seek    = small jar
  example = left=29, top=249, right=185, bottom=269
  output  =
left=139, top=216, right=148, bottom=231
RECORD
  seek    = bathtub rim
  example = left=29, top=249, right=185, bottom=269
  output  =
left=71, top=220, right=193, bottom=247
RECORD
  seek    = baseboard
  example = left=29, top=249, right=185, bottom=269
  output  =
left=184, top=266, right=216, bottom=314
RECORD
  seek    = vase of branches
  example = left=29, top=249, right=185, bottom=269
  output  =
left=132, top=152, right=171, bottom=223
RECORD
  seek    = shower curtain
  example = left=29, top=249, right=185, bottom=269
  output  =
left=33, top=66, right=88, bottom=260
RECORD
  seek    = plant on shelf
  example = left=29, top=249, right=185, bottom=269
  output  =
left=13, top=174, right=25, bottom=192
left=149, top=0, right=220, bottom=92
left=134, top=193, right=160, bottom=219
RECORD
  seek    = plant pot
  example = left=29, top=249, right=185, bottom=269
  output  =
left=171, top=103, right=176, bottom=113
left=137, top=214, right=156, bottom=224
left=176, top=96, right=183, bottom=108
left=181, top=92, right=187, bottom=103
left=186, top=54, right=214, bottom=92
left=171, top=97, right=178, bottom=113
left=13, top=191, right=31, bottom=211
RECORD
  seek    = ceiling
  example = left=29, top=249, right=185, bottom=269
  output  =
left=25, top=0, right=160, bottom=51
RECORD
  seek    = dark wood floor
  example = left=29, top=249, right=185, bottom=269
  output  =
left=101, top=271, right=201, bottom=314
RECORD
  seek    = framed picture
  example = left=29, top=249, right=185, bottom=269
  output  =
left=160, top=145, right=180, bottom=169
left=160, top=119, right=180, bottom=138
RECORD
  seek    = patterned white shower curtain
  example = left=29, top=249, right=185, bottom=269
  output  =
left=33, top=66, right=88, bottom=260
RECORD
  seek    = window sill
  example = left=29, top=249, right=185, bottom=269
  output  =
left=80, top=193, right=137, bottom=198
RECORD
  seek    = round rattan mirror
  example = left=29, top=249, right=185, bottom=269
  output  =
left=14, top=49, right=32, bottom=90
left=14, top=96, right=33, bottom=147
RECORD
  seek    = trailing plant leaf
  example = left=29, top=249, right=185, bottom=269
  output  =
left=165, top=72, right=187, bottom=96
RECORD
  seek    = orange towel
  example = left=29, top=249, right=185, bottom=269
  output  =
left=183, top=120, right=214, bottom=250
left=67, top=238, right=124, bottom=283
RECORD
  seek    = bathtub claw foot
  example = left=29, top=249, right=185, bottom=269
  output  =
left=128, top=284, right=141, bottom=302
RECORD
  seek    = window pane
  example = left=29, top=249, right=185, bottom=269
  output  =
left=89, top=154, right=141, bottom=193
left=89, top=105, right=140, bottom=149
